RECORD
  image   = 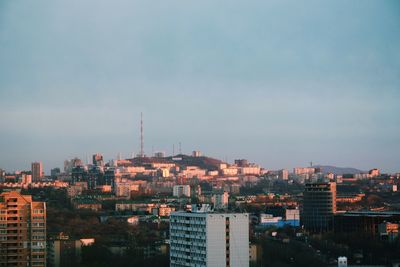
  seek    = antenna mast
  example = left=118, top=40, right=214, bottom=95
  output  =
left=140, top=112, right=144, bottom=157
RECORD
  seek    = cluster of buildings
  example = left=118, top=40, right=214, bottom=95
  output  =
left=1, top=153, right=400, bottom=267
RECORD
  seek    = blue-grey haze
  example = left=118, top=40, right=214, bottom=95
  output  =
left=0, top=0, right=399, bottom=173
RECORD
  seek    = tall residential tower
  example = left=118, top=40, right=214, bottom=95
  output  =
left=170, top=208, right=249, bottom=267
left=31, top=162, right=43, bottom=181
left=0, top=191, right=47, bottom=267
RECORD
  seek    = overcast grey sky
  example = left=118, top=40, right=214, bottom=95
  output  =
left=0, top=0, right=399, bottom=173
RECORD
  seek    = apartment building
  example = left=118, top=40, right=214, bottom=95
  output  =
left=170, top=209, right=249, bottom=267
left=0, top=191, right=46, bottom=267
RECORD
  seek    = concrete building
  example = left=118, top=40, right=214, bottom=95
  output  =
left=92, top=153, right=104, bottom=166
left=302, top=182, right=336, bottom=232
left=234, top=159, right=248, bottom=167
left=63, top=158, right=83, bottom=174
left=239, top=166, right=261, bottom=175
left=338, top=256, right=347, bottom=267
left=0, top=191, right=47, bottom=267
left=173, top=185, right=191, bottom=198
left=0, top=168, right=5, bottom=182
left=285, top=208, right=300, bottom=226
left=192, top=151, right=202, bottom=157
left=334, top=211, right=400, bottom=236
left=21, top=173, right=32, bottom=184
left=368, top=168, right=380, bottom=177
left=181, top=166, right=207, bottom=179
left=260, top=214, right=282, bottom=226
left=278, top=169, right=289, bottom=180
left=32, top=161, right=43, bottom=181
left=170, top=210, right=249, bottom=267
left=115, top=179, right=140, bottom=198
left=50, top=168, right=61, bottom=178
left=212, top=191, right=229, bottom=209
left=378, top=222, right=399, bottom=242
left=293, top=167, right=316, bottom=176
left=154, top=151, right=166, bottom=158
left=221, top=167, right=238, bottom=176
left=48, top=235, right=94, bottom=267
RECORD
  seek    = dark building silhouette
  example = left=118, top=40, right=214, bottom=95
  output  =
left=302, top=182, right=336, bottom=232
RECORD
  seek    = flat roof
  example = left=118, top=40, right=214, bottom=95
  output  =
left=335, top=211, right=400, bottom=217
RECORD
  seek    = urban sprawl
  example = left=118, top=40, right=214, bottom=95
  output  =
left=1, top=151, right=399, bottom=267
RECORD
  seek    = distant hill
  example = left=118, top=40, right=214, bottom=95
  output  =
left=313, top=165, right=365, bottom=175
left=165, top=154, right=224, bottom=171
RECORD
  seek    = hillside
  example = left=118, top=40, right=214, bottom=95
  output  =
left=313, top=165, right=365, bottom=175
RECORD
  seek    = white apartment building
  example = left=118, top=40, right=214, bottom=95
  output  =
left=239, top=166, right=261, bottom=175
left=181, top=166, right=207, bottom=178
left=173, top=185, right=191, bottom=198
left=170, top=211, right=249, bottom=267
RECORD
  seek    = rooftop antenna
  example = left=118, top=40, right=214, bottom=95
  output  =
left=140, top=112, right=144, bottom=157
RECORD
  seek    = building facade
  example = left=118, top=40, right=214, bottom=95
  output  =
left=173, top=185, right=191, bottom=198
left=170, top=211, right=249, bottom=267
left=302, top=182, right=336, bottom=232
left=0, top=191, right=46, bottom=267
left=31, top=162, right=43, bottom=182
left=212, top=192, right=229, bottom=209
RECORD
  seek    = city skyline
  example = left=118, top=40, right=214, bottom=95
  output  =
left=1, top=1, right=399, bottom=173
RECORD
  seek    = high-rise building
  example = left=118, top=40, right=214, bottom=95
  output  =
left=64, top=158, right=83, bottom=174
left=0, top=191, right=46, bottom=267
left=32, top=162, right=43, bottom=181
left=278, top=169, right=289, bottom=180
left=20, top=172, right=32, bottom=184
left=170, top=209, right=249, bottom=267
left=302, top=182, right=336, bottom=232
left=50, top=168, right=61, bottom=178
left=92, top=153, right=104, bottom=166
left=212, top=191, right=229, bottom=209
left=0, top=169, right=5, bottom=182
left=173, top=185, right=191, bottom=198
left=234, top=159, right=248, bottom=167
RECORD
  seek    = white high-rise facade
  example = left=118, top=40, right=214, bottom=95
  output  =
left=170, top=211, right=249, bottom=267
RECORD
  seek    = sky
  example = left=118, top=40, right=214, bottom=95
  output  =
left=0, top=0, right=399, bottom=173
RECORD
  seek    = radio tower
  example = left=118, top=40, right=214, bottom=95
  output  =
left=140, top=112, right=144, bottom=157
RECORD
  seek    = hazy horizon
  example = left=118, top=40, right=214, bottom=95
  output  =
left=1, top=1, right=399, bottom=173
